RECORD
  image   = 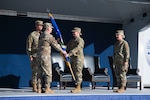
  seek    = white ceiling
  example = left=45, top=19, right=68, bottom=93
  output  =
left=0, top=0, right=150, bottom=23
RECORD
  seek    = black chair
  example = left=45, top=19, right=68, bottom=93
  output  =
left=126, top=63, right=142, bottom=90
left=82, top=55, right=94, bottom=88
left=83, top=55, right=110, bottom=90
left=51, top=52, right=73, bottom=89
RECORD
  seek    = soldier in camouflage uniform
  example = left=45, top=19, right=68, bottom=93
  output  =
left=67, top=27, right=84, bottom=93
left=26, top=20, right=43, bottom=92
left=113, top=30, right=130, bottom=93
left=37, top=22, right=67, bottom=94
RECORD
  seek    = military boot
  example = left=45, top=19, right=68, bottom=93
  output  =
left=113, top=89, right=118, bottom=92
left=45, top=87, right=55, bottom=94
left=37, top=84, right=42, bottom=93
left=71, top=84, right=81, bottom=93
left=117, top=86, right=125, bottom=93
left=113, top=86, right=121, bottom=92
left=32, top=83, right=37, bottom=92
left=37, top=88, right=42, bottom=93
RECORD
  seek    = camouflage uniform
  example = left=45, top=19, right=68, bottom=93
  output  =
left=67, top=31, right=84, bottom=84
left=114, top=39, right=130, bottom=88
left=26, top=20, right=43, bottom=89
left=37, top=27, right=64, bottom=89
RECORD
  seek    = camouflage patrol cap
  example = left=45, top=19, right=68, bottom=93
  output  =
left=35, top=20, right=43, bottom=25
left=43, top=22, right=53, bottom=29
left=116, top=30, right=125, bottom=38
left=71, top=27, right=82, bottom=35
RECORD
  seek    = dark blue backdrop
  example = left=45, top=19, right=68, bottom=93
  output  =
left=0, top=15, right=122, bottom=87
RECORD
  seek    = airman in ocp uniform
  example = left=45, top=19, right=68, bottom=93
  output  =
left=113, top=30, right=130, bottom=93
left=36, top=22, right=67, bottom=94
left=26, top=20, right=43, bottom=92
left=67, top=27, right=85, bottom=93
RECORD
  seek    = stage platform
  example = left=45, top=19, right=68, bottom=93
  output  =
left=0, top=87, right=150, bottom=100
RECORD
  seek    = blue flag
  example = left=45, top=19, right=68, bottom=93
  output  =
left=49, top=14, right=64, bottom=45
left=48, top=14, right=69, bottom=61
left=48, top=13, right=76, bottom=81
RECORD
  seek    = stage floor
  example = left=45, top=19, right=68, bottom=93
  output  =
left=0, top=87, right=150, bottom=97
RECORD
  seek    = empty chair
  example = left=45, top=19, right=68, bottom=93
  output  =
left=83, top=55, right=110, bottom=90
left=92, top=56, right=110, bottom=90
left=82, top=55, right=95, bottom=88
left=51, top=52, right=73, bottom=89
left=126, top=61, right=142, bottom=90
